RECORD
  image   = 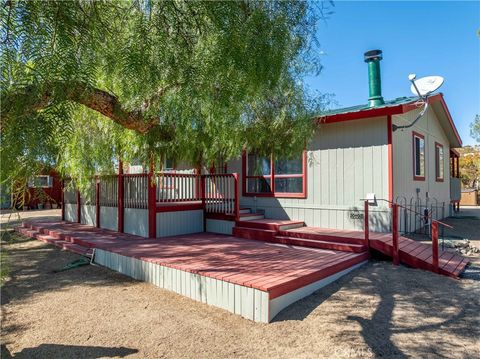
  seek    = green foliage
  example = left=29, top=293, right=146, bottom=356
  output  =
left=458, top=146, right=480, bottom=188
left=471, top=114, right=480, bottom=143
left=1, top=0, right=331, bottom=188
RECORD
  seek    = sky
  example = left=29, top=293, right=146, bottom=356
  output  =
left=305, top=0, right=480, bottom=146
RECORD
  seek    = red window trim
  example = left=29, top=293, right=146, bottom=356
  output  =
left=242, top=151, right=307, bottom=199
left=412, top=131, right=425, bottom=181
left=435, top=142, right=444, bottom=182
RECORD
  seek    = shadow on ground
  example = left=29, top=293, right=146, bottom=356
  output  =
left=1, top=343, right=137, bottom=358
left=273, top=261, right=480, bottom=357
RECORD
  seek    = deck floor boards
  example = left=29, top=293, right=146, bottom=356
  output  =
left=18, top=220, right=367, bottom=299
left=369, top=234, right=468, bottom=277
left=273, top=225, right=469, bottom=278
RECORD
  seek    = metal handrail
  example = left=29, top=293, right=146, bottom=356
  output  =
left=362, top=198, right=451, bottom=273
left=363, top=198, right=452, bottom=229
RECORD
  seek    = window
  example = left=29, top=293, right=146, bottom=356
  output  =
left=412, top=132, right=425, bottom=180
left=28, top=175, right=52, bottom=188
left=164, top=158, right=175, bottom=171
left=243, top=151, right=306, bottom=198
left=435, top=142, right=444, bottom=181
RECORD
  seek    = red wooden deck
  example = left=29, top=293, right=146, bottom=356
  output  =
left=368, top=234, right=469, bottom=278
left=17, top=221, right=368, bottom=299
left=280, top=226, right=468, bottom=278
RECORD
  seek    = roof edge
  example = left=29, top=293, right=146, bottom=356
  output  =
left=315, top=93, right=462, bottom=147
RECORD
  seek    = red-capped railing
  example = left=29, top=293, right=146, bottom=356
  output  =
left=203, top=174, right=239, bottom=219
left=63, top=171, right=240, bottom=237
left=123, top=173, right=148, bottom=209
left=364, top=198, right=453, bottom=273
left=155, top=173, right=201, bottom=202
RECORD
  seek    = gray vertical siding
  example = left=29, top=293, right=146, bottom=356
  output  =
left=393, top=107, right=451, bottom=231
left=99, top=206, right=117, bottom=231
left=230, top=116, right=391, bottom=231
left=80, top=205, right=96, bottom=226
left=124, top=208, right=149, bottom=237
left=156, top=210, right=203, bottom=237
left=93, top=249, right=270, bottom=322
left=65, top=203, right=77, bottom=223
left=205, top=219, right=235, bottom=235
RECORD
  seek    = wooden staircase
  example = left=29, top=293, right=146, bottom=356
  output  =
left=17, top=222, right=94, bottom=259
left=232, top=209, right=468, bottom=277
left=233, top=209, right=368, bottom=253
left=368, top=233, right=469, bottom=278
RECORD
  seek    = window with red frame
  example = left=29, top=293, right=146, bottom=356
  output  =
left=435, top=142, right=444, bottom=181
left=244, top=152, right=306, bottom=197
left=413, top=132, right=425, bottom=180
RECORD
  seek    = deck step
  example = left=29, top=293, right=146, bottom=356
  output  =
left=239, top=208, right=252, bottom=214
left=16, top=227, right=93, bottom=258
left=278, top=228, right=365, bottom=245
left=235, top=219, right=304, bottom=231
left=237, top=214, right=265, bottom=221
left=369, top=235, right=469, bottom=278
left=232, top=227, right=276, bottom=242
left=274, top=236, right=367, bottom=253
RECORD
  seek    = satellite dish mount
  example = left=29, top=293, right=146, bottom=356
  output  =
left=392, top=74, right=444, bottom=131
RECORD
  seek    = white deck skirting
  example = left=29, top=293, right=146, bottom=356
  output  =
left=94, top=248, right=366, bottom=323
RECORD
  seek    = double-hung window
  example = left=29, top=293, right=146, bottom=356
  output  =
left=435, top=142, right=444, bottom=181
left=243, top=151, right=306, bottom=198
left=412, top=132, right=425, bottom=181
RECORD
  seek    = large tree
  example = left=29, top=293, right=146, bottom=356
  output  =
left=1, top=0, right=331, bottom=187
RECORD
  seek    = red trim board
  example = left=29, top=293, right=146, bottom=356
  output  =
left=412, top=131, right=425, bottom=181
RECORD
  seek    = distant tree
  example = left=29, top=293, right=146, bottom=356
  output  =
left=471, top=114, right=480, bottom=143
left=1, top=0, right=333, bottom=189
left=458, top=146, right=480, bottom=189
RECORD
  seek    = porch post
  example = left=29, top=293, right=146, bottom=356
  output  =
left=456, top=156, right=459, bottom=178
left=76, top=190, right=81, bottom=223
left=118, top=160, right=124, bottom=233
left=233, top=173, right=240, bottom=221
left=431, top=222, right=439, bottom=273
left=61, top=179, right=65, bottom=221
left=148, top=161, right=157, bottom=238
left=95, top=178, right=100, bottom=228
left=392, top=203, right=399, bottom=265
left=201, top=175, right=206, bottom=231
left=364, top=200, right=370, bottom=250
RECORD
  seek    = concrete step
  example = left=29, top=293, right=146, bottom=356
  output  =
left=274, top=236, right=368, bottom=253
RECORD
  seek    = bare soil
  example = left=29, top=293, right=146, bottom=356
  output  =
left=1, top=208, right=479, bottom=358
left=1, top=234, right=479, bottom=358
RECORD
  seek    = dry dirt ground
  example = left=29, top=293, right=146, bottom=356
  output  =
left=1, top=210, right=480, bottom=358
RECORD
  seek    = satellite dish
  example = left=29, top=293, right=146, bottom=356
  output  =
left=392, top=74, right=445, bottom=132
left=410, top=75, right=444, bottom=97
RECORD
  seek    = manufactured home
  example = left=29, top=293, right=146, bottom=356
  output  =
left=45, top=50, right=466, bottom=322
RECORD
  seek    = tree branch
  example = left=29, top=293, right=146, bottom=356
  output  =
left=2, top=81, right=173, bottom=139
